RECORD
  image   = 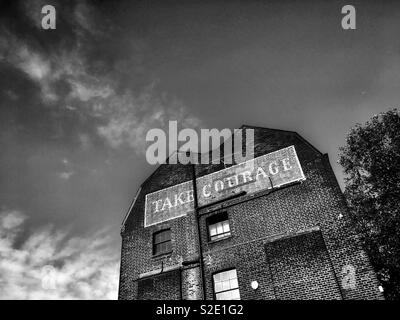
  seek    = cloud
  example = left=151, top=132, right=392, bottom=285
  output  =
left=16, top=46, right=51, bottom=81
left=69, top=80, right=113, bottom=102
left=0, top=30, right=102, bottom=104
left=58, top=171, right=74, bottom=180
left=97, top=85, right=202, bottom=154
left=1, top=32, right=64, bottom=102
left=0, top=209, right=119, bottom=300
left=0, top=1, right=110, bottom=104
left=0, top=1, right=202, bottom=154
left=1, top=210, right=26, bottom=230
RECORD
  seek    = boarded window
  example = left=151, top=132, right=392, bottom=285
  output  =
left=265, top=231, right=342, bottom=300
left=137, top=269, right=181, bottom=300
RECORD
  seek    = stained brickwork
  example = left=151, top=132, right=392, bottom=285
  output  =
left=137, top=269, right=181, bottom=300
left=118, top=126, right=383, bottom=300
left=265, top=231, right=342, bottom=300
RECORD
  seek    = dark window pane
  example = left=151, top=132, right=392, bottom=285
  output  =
left=208, top=212, right=229, bottom=225
left=207, top=212, right=231, bottom=241
left=153, top=229, right=172, bottom=255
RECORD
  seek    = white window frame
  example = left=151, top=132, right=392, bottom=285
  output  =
left=213, top=269, right=240, bottom=300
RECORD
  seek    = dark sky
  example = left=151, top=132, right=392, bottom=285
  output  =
left=0, top=0, right=399, bottom=299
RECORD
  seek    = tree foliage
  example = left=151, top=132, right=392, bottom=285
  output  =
left=339, top=108, right=400, bottom=300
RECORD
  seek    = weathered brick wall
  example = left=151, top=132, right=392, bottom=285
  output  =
left=198, top=154, right=383, bottom=300
left=137, top=269, right=181, bottom=300
left=118, top=126, right=383, bottom=300
left=181, top=266, right=203, bottom=300
left=119, top=209, right=200, bottom=299
left=265, top=231, right=342, bottom=300
left=119, top=163, right=200, bottom=300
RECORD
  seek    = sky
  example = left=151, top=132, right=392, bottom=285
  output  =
left=1, top=0, right=399, bottom=299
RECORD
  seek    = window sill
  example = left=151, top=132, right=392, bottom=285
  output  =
left=208, top=235, right=232, bottom=244
left=152, top=251, right=173, bottom=260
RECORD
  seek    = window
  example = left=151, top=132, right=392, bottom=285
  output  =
left=153, top=229, right=172, bottom=255
left=208, top=212, right=231, bottom=241
left=213, top=269, right=240, bottom=300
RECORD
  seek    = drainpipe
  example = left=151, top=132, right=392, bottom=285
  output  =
left=190, top=161, right=207, bottom=300
left=179, top=152, right=247, bottom=300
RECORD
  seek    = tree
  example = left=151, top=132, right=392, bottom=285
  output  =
left=339, top=108, right=400, bottom=300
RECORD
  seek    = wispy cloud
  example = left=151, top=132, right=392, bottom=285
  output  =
left=0, top=1, right=203, bottom=299
left=0, top=209, right=119, bottom=300
left=0, top=0, right=202, bottom=155
left=58, top=171, right=74, bottom=180
left=97, top=85, right=202, bottom=153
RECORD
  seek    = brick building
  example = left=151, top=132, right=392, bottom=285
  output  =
left=118, top=125, right=383, bottom=300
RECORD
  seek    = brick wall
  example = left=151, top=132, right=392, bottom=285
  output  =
left=137, top=269, right=181, bottom=300
left=265, top=231, right=342, bottom=300
left=118, top=126, right=383, bottom=300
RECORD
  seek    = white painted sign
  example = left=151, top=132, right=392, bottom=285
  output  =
left=144, top=145, right=305, bottom=227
